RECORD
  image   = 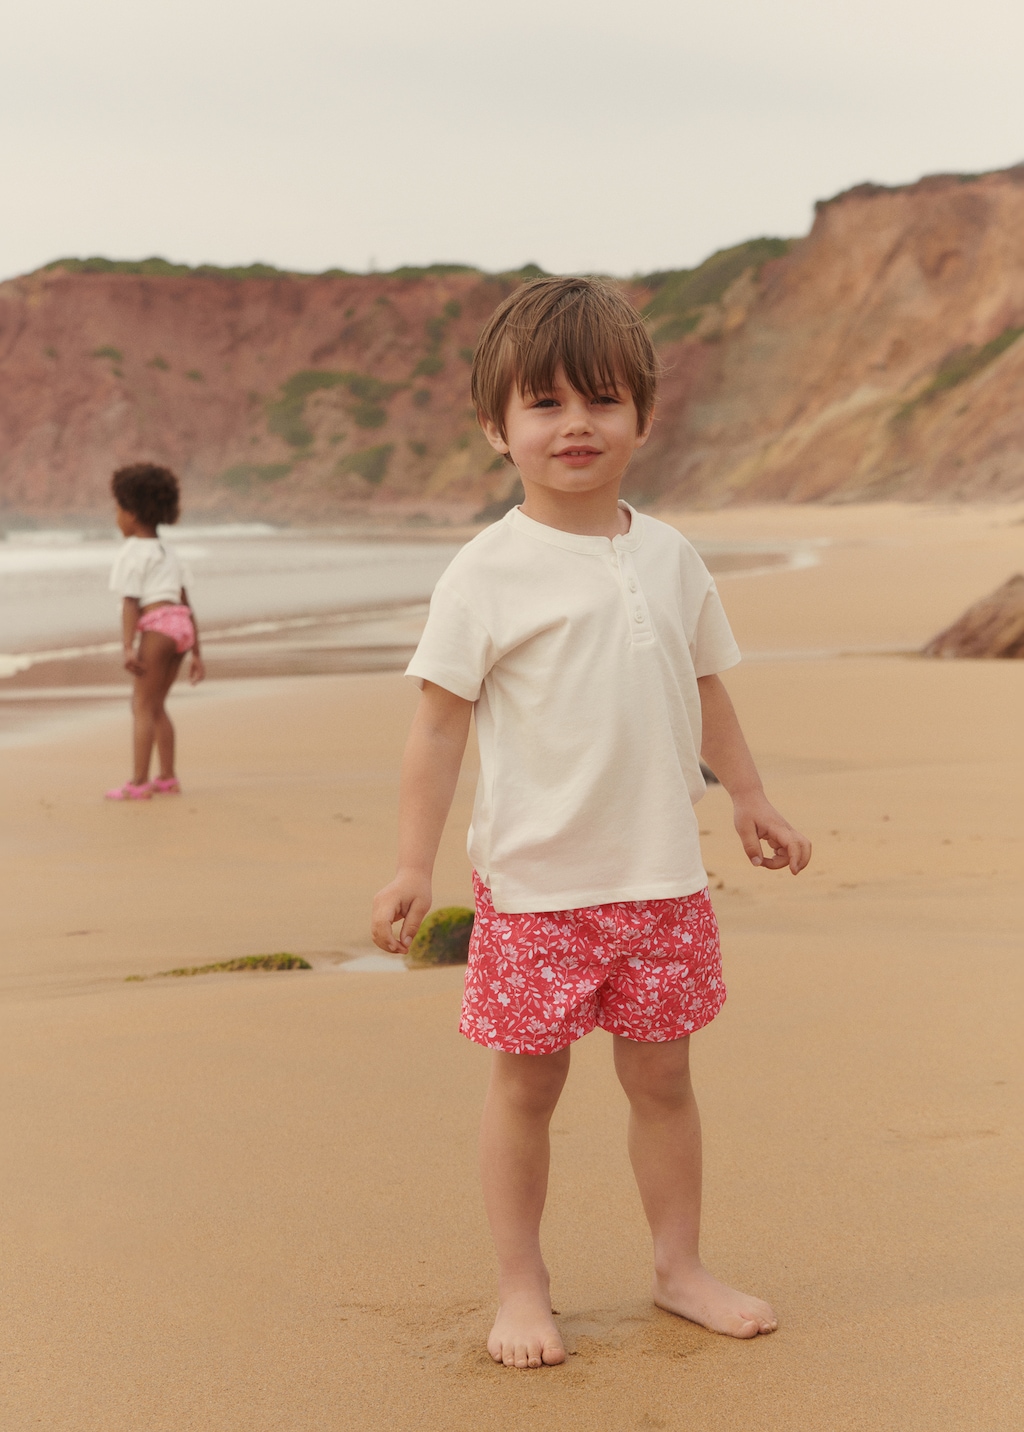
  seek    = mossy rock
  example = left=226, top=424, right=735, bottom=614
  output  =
left=126, top=952, right=311, bottom=981
left=405, top=907, right=474, bottom=968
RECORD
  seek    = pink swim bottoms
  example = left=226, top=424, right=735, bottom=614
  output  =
left=460, top=873, right=726, bottom=1055
left=137, top=604, right=195, bottom=654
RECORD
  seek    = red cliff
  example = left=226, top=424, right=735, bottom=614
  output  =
left=2, top=163, right=1024, bottom=520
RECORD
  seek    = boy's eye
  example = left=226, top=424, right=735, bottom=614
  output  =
left=531, top=397, right=558, bottom=409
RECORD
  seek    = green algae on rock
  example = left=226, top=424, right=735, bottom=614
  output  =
left=126, top=953, right=312, bottom=981
left=405, top=908, right=474, bottom=968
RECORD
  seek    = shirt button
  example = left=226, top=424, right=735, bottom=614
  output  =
left=628, top=579, right=638, bottom=592
left=634, top=606, right=645, bottom=623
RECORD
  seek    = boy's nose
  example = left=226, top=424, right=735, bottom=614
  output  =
left=561, top=399, right=593, bottom=430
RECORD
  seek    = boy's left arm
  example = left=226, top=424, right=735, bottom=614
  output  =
left=697, top=674, right=811, bottom=874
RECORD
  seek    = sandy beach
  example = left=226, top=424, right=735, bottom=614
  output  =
left=1, top=502, right=1022, bottom=1430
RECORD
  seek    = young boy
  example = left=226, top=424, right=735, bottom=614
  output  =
left=372, top=277, right=811, bottom=1370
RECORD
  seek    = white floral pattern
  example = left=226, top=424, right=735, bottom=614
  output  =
left=460, top=873, right=726, bottom=1054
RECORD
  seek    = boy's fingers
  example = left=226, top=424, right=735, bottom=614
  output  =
left=758, top=847, right=790, bottom=870
left=371, top=894, right=405, bottom=953
left=790, top=835, right=812, bottom=874
left=736, top=820, right=765, bottom=867
left=399, top=895, right=432, bottom=950
left=762, top=829, right=811, bottom=873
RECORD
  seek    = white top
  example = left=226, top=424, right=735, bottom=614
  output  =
left=406, top=504, right=741, bottom=914
left=108, top=536, right=188, bottom=606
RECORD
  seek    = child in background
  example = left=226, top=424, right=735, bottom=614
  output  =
left=105, top=463, right=205, bottom=801
left=372, top=277, right=811, bottom=1369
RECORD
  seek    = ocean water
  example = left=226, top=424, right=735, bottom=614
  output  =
left=0, top=524, right=820, bottom=740
left=0, top=525, right=465, bottom=658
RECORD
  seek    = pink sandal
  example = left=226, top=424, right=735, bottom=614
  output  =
left=149, top=776, right=181, bottom=794
left=105, top=781, right=152, bottom=801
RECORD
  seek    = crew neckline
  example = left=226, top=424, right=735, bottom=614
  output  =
left=505, top=502, right=643, bottom=554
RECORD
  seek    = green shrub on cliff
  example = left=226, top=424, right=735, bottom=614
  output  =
left=49, top=256, right=308, bottom=281
left=219, top=463, right=292, bottom=490
left=338, top=444, right=394, bottom=485
left=268, top=370, right=404, bottom=447
left=640, top=238, right=791, bottom=344
left=894, top=325, right=1024, bottom=424
left=414, top=353, right=444, bottom=377
left=387, top=263, right=477, bottom=280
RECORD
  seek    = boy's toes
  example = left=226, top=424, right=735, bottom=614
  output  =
left=541, top=1336, right=566, bottom=1366
left=488, top=1292, right=565, bottom=1369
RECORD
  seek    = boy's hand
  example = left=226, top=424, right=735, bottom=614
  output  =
left=371, top=870, right=433, bottom=953
left=123, top=645, right=143, bottom=676
left=732, top=792, right=811, bottom=874
left=189, top=653, right=206, bottom=685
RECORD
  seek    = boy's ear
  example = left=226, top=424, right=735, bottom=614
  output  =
left=634, top=406, right=655, bottom=450
left=478, top=412, right=510, bottom=456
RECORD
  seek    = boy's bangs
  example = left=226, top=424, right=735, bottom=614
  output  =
left=513, top=301, right=626, bottom=404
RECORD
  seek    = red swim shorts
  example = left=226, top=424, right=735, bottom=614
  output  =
left=460, top=873, right=726, bottom=1055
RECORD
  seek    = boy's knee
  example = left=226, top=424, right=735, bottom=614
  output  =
left=626, top=1075, right=692, bottom=1114
left=491, top=1049, right=569, bottom=1113
left=615, top=1040, right=693, bottom=1109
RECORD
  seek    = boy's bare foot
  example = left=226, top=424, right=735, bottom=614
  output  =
left=653, top=1264, right=778, bottom=1338
left=488, top=1277, right=566, bottom=1368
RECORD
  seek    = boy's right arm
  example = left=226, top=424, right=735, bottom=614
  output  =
left=371, top=681, right=473, bottom=953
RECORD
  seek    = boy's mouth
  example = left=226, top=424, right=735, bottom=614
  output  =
left=555, top=446, right=601, bottom=465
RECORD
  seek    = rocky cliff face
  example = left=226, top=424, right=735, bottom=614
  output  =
left=923, top=575, right=1024, bottom=658
left=2, top=163, right=1024, bottom=521
left=631, top=164, right=1024, bottom=505
left=0, top=264, right=533, bottom=521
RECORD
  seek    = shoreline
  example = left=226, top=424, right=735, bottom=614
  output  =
left=0, top=533, right=828, bottom=744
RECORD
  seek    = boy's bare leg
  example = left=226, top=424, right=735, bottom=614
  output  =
left=479, top=1048, right=571, bottom=1368
left=613, top=1034, right=778, bottom=1338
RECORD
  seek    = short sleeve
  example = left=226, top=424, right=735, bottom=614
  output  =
left=691, top=581, right=741, bottom=676
left=109, top=542, right=145, bottom=598
left=405, top=583, right=494, bottom=702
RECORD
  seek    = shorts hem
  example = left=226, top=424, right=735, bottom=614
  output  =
left=595, top=992, right=726, bottom=1044
left=458, top=1019, right=595, bottom=1055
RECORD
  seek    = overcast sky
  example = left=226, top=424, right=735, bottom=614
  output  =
left=1, top=0, right=1022, bottom=281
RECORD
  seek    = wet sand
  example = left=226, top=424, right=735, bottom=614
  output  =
left=0, top=503, right=1022, bottom=1430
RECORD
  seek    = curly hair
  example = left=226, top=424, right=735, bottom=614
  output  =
left=111, top=463, right=181, bottom=528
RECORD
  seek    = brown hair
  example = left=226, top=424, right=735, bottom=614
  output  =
left=111, top=463, right=181, bottom=528
left=471, top=277, right=658, bottom=456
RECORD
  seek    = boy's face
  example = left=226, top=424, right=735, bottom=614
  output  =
left=480, top=365, right=651, bottom=499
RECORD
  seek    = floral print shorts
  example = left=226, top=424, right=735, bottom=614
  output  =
left=460, top=873, right=726, bottom=1055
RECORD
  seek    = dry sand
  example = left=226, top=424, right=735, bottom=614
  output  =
left=1, top=503, right=1022, bottom=1431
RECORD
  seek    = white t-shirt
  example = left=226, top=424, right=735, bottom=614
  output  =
left=406, top=504, right=741, bottom=914
left=108, top=536, right=188, bottom=606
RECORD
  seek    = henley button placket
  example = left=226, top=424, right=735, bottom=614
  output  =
left=614, top=546, right=654, bottom=646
